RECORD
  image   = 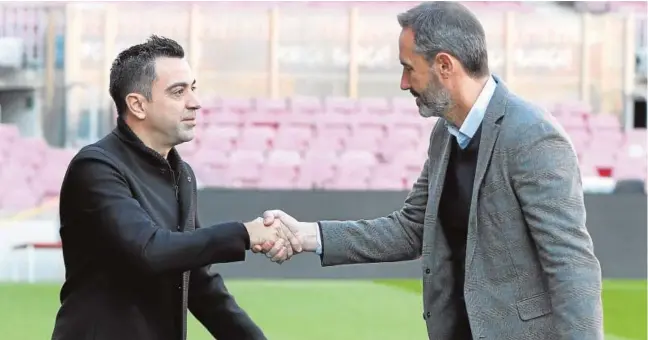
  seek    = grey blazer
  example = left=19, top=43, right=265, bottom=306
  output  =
left=319, top=77, right=603, bottom=340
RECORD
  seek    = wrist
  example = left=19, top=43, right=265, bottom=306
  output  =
left=243, top=217, right=262, bottom=231
left=300, top=222, right=320, bottom=252
left=243, top=218, right=263, bottom=246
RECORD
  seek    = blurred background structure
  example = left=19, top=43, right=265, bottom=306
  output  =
left=0, top=2, right=646, bottom=340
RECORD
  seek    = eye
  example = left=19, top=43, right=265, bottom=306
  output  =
left=191, top=86, right=197, bottom=92
left=174, top=88, right=184, bottom=96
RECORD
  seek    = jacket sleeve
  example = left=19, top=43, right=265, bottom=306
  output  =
left=188, top=220, right=266, bottom=339
left=318, top=156, right=429, bottom=266
left=509, top=122, right=603, bottom=339
left=60, top=150, right=251, bottom=274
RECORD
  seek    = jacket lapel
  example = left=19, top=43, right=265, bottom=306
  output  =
left=429, top=128, right=452, bottom=223
left=425, top=122, right=453, bottom=260
left=465, top=76, right=509, bottom=271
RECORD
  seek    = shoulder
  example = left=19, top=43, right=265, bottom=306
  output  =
left=64, top=137, right=126, bottom=186
left=182, top=161, right=196, bottom=176
left=498, top=92, right=572, bottom=150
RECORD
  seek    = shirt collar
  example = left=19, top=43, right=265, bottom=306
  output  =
left=113, top=116, right=184, bottom=171
left=446, top=75, right=497, bottom=149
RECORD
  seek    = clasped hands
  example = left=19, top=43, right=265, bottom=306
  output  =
left=243, top=210, right=318, bottom=263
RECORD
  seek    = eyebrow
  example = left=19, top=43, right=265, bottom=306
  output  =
left=165, top=79, right=196, bottom=92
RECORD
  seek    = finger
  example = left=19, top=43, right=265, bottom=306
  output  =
left=284, top=243, right=295, bottom=261
left=281, top=225, right=302, bottom=253
left=264, top=209, right=285, bottom=221
left=251, top=245, right=263, bottom=253
left=261, top=240, right=274, bottom=253
left=262, top=211, right=275, bottom=226
left=284, top=243, right=293, bottom=260
left=271, top=246, right=286, bottom=263
left=266, top=238, right=285, bottom=258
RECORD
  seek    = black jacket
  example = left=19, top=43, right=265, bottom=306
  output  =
left=51, top=118, right=266, bottom=340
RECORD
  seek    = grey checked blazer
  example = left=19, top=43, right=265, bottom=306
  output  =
left=318, top=77, right=604, bottom=340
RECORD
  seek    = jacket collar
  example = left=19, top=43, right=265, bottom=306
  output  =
left=112, top=116, right=184, bottom=173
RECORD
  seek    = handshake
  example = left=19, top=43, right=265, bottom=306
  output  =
left=243, top=210, right=318, bottom=263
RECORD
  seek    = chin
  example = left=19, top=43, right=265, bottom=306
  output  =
left=418, top=105, right=440, bottom=119
left=176, top=132, right=195, bottom=144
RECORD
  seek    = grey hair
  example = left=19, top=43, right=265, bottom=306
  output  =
left=397, top=1, right=489, bottom=78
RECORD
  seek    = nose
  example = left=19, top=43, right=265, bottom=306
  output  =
left=400, top=71, right=410, bottom=91
left=186, top=91, right=202, bottom=111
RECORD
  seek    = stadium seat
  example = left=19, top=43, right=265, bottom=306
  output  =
left=273, top=125, right=313, bottom=152
left=359, top=97, right=392, bottom=115
left=175, top=140, right=198, bottom=157
left=203, top=110, right=242, bottom=127
left=289, top=96, right=323, bottom=114
left=391, top=97, right=418, bottom=115
left=192, top=148, right=229, bottom=169
left=393, top=149, right=427, bottom=171
left=369, top=165, right=407, bottom=190
left=0, top=123, right=20, bottom=141
left=380, top=126, right=422, bottom=160
left=589, top=113, right=621, bottom=131
left=326, top=176, right=370, bottom=190
left=227, top=150, right=264, bottom=187
left=589, top=129, right=624, bottom=149
left=194, top=165, right=230, bottom=188
left=346, top=125, right=385, bottom=153
left=316, top=115, right=352, bottom=148
left=614, top=163, right=647, bottom=181
left=558, top=115, right=587, bottom=131
left=0, top=186, right=40, bottom=212
left=326, top=151, right=377, bottom=190
left=257, top=150, right=302, bottom=189
left=200, top=126, right=239, bottom=152
left=236, top=126, right=275, bottom=151
left=243, top=112, right=280, bottom=128
left=255, top=97, right=288, bottom=115
left=626, top=128, right=647, bottom=144
left=581, top=152, right=616, bottom=177
left=324, top=96, right=359, bottom=114
left=308, top=136, right=344, bottom=153
left=298, top=151, right=337, bottom=188
left=221, top=97, right=254, bottom=114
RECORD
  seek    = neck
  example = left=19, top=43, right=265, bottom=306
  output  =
left=124, top=117, right=171, bottom=158
left=446, top=75, right=490, bottom=128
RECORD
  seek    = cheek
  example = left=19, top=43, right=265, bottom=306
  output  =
left=410, top=74, right=426, bottom=92
left=158, top=101, right=184, bottom=119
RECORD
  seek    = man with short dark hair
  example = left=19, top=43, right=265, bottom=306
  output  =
left=260, top=2, right=604, bottom=339
left=51, top=35, right=292, bottom=340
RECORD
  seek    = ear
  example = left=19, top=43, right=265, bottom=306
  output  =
left=125, top=93, right=147, bottom=120
left=434, top=52, right=454, bottom=79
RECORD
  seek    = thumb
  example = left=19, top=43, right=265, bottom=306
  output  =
left=262, top=210, right=277, bottom=226
left=263, top=210, right=285, bottom=226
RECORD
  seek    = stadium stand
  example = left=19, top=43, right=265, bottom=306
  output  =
left=1, top=96, right=646, bottom=214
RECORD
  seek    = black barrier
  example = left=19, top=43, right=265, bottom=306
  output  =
left=198, top=190, right=647, bottom=280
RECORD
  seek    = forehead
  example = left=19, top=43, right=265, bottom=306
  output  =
left=398, top=28, right=417, bottom=62
left=153, top=57, right=193, bottom=87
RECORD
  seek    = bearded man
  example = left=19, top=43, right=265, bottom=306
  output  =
left=257, top=2, right=604, bottom=340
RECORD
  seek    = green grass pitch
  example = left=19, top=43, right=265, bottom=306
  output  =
left=0, top=279, right=644, bottom=339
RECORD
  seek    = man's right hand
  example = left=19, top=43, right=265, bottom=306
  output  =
left=252, top=210, right=319, bottom=261
left=243, top=217, right=295, bottom=262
